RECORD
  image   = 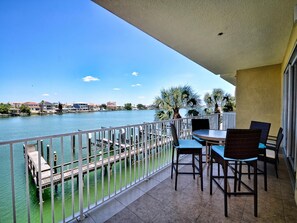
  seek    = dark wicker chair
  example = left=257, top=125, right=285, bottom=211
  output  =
left=250, top=121, right=271, bottom=145
left=170, top=123, right=203, bottom=191
left=259, top=127, right=283, bottom=178
left=191, top=119, right=210, bottom=146
left=192, top=119, right=210, bottom=162
left=249, top=121, right=271, bottom=191
left=210, top=129, right=261, bottom=217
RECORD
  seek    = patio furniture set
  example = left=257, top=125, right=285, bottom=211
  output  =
left=170, top=119, right=283, bottom=217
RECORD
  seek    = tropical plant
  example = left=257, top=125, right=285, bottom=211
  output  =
left=20, top=104, right=31, bottom=115
left=137, top=104, right=147, bottom=110
left=39, top=100, right=45, bottom=114
left=124, top=103, right=132, bottom=110
left=154, top=85, right=201, bottom=120
left=100, top=104, right=107, bottom=110
left=222, top=94, right=236, bottom=112
left=58, top=102, right=63, bottom=113
left=186, top=109, right=199, bottom=117
left=0, top=103, right=11, bottom=114
left=203, top=89, right=236, bottom=114
left=204, top=88, right=224, bottom=113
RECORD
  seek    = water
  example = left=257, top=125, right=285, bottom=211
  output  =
left=0, top=110, right=175, bottom=222
left=0, top=110, right=157, bottom=142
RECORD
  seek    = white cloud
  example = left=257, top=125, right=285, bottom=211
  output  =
left=42, top=93, right=49, bottom=97
left=131, top=83, right=142, bottom=87
left=113, top=88, right=121, bottom=91
left=138, top=96, right=145, bottom=99
left=132, top=71, right=139, bottom=76
left=82, top=75, right=100, bottom=82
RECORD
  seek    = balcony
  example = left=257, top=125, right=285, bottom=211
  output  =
left=80, top=153, right=297, bottom=223
left=2, top=113, right=296, bottom=222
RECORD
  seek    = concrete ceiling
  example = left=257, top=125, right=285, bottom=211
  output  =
left=93, top=0, right=297, bottom=85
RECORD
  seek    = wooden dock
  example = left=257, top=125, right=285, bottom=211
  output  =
left=25, top=137, right=171, bottom=191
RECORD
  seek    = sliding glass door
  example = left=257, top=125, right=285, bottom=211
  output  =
left=283, top=52, right=297, bottom=174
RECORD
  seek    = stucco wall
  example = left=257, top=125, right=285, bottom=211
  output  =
left=282, top=23, right=297, bottom=73
left=236, top=64, right=282, bottom=135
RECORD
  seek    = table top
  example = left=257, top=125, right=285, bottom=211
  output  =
left=193, top=129, right=226, bottom=141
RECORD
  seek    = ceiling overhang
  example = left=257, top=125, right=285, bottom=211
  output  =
left=93, top=0, right=297, bottom=85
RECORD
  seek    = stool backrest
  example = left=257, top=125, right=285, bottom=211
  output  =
left=276, top=128, right=284, bottom=151
left=191, top=119, right=210, bottom=131
left=250, top=121, right=271, bottom=144
left=224, top=129, right=261, bottom=159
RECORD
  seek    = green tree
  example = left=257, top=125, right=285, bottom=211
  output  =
left=0, top=103, right=11, bottom=114
left=100, top=104, right=107, bottom=110
left=39, top=100, right=45, bottom=114
left=154, top=85, right=201, bottom=120
left=186, top=109, right=199, bottom=117
left=222, top=94, right=236, bottom=112
left=124, top=103, right=132, bottom=110
left=204, top=88, right=225, bottom=113
left=58, top=102, right=63, bottom=113
left=137, top=104, right=147, bottom=110
left=204, top=89, right=236, bottom=114
left=20, top=104, right=31, bottom=115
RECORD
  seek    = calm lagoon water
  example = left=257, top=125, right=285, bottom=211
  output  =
left=0, top=110, right=182, bottom=222
left=0, top=110, right=157, bottom=142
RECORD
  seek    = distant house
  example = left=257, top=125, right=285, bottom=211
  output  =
left=24, top=102, right=40, bottom=114
left=52, top=102, right=59, bottom=110
left=73, top=102, right=89, bottom=111
left=88, top=103, right=100, bottom=111
left=10, top=102, right=22, bottom=109
left=63, top=103, right=76, bottom=113
left=88, top=103, right=95, bottom=111
left=9, top=108, right=20, bottom=116
left=107, top=101, right=117, bottom=110
left=42, top=101, right=55, bottom=113
left=9, top=103, right=21, bottom=115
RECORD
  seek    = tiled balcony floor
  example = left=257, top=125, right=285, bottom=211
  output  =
left=79, top=153, right=297, bottom=223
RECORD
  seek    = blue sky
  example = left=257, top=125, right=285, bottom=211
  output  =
left=0, top=0, right=235, bottom=106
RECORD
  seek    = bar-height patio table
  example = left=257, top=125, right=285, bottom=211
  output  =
left=192, top=129, right=226, bottom=142
left=192, top=129, right=226, bottom=165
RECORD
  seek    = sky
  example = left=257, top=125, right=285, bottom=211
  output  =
left=0, top=0, right=235, bottom=106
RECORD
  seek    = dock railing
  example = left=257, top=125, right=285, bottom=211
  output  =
left=0, top=113, right=235, bottom=223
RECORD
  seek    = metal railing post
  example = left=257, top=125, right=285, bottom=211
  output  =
left=78, top=133, right=85, bottom=221
left=37, top=140, right=43, bottom=223
left=24, top=142, right=31, bottom=223
left=9, top=143, right=17, bottom=223
left=144, top=124, right=148, bottom=179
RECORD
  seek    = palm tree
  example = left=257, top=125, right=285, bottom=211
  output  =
left=58, top=102, right=63, bottom=114
left=154, top=85, right=201, bottom=120
left=203, top=88, right=225, bottom=113
left=39, top=100, right=45, bottom=114
left=222, top=93, right=236, bottom=112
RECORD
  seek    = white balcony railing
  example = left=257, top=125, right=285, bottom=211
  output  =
left=0, top=113, right=235, bottom=222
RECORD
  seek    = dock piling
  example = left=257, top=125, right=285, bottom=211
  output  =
left=46, top=145, right=50, bottom=164
left=40, top=140, right=44, bottom=157
left=88, top=133, right=92, bottom=158
left=72, top=135, right=76, bottom=154
left=53, top=151, right=57, bottom=174
left=53, top=151, right=58, bottom=191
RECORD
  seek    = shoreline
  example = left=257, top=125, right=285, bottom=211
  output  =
left=0, top=109, right=154, bottom=119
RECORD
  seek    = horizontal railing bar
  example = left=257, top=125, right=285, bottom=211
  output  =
left=0, top=117, right=193, bottom=145
left=0, top=122, right=158, bottom=145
